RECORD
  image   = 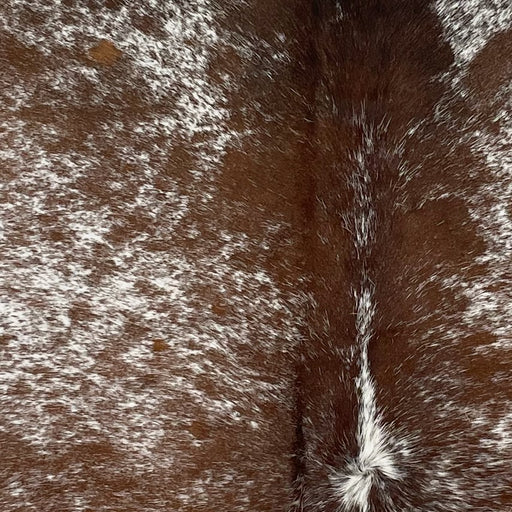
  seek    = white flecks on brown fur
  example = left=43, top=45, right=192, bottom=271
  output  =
left=1, top=1, right=511, bottom=511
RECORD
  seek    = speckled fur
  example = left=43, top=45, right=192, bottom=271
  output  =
left=294, top=1, right=512, bottom=511
left=0, top=1, right=510, bottom=511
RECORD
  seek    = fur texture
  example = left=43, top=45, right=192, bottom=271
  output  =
left=0, top=1, right=510, bottom=511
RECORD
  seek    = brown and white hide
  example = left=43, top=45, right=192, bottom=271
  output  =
left=0, top=1, right=510, bottom=511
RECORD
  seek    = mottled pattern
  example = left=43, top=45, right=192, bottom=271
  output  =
left=295, top=2, right=512, bottom=511
left=0, top=1, right=312, bottom=510
left=1, top=1, right=511, bottom=511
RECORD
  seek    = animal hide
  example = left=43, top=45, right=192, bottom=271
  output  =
left=1, top=1, right=510, bottom=511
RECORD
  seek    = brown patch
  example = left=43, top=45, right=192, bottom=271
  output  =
left=466, top=29, right=512, bottom=101
left=2, top=34, right=44, bottom=72
left=87, top=39, right=122, bottom=66
left=68, top=302, right=93, bottom=324
left=194, top=374, right=220, bottom=399
left=105, top=0, right=125, bottom=8
left=397, top=197, right=485, bottom=266
left=48, top=228, right=68, bottom=243
left=152, top=338, right=168, bottom=352
left=0, top=333, right=15, bottom=345
left=211, top=301, right=229, bottom=316
left=131, top=13, right=164, bottom=36
left=73, top=441, right=116, bottom=461
left=189, top=420, right=210, bottom=440
left=140, top=373, right=159, bottom=387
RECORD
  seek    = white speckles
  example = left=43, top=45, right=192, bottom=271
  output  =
left=0, top=3, right=302, bottom=508
left=330, top=118, right=402, bottom=511
left=7, top=481, right=25, bottom=498
left=490, top=412, right=512, bottom=449
left=0, top=0, right=235, bottom=170
left=67, top=210, right=113, bottom=248
left=442, top=90, right=512, bottom=355
left=335, top=2, right=345, bottom=23
left=434, top=0, right=512, bottom=67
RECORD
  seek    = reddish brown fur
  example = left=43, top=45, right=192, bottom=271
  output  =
left=1, top=1, right=511, bottom=511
